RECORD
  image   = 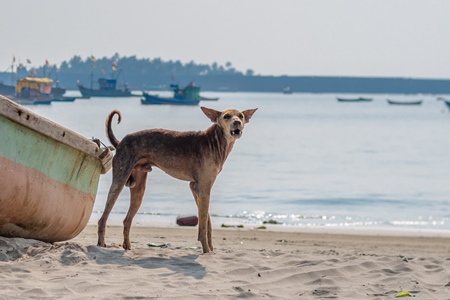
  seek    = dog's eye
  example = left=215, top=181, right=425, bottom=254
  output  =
left=239, top=114, right=244, bottom=119
left=223, top=114, right=230, bottom=120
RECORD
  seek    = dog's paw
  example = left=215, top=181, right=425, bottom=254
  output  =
left=122, top=241, right=132, bottom=250
left=97, top=242, right=107, bottom=248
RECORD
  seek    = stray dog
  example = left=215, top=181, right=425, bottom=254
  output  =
left=97, top=106, right=257, bottom=253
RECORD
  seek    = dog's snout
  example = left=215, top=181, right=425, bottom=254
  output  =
left=232, top=120, right=241, bottom=126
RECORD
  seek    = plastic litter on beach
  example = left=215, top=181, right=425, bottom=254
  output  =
left=147, top=243, right=171, bottom=248
left=263, top=220, right=282, bottom=224
left=221, top=224, right=244, bottom=228
left=395, top=291, right=412, bottom=298
left=176, top=215, right=198, bottom=226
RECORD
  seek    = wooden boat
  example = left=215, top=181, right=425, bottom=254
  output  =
left=9, top=77, right=55, bottom=105
left=337, top=97, right=373, bottom=102
left=387, top=99, right=423, bottom=105
left=0, top=95, right=113, bottom=242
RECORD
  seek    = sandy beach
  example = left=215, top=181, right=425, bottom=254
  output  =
left=1, top=224, right=450, bottom=299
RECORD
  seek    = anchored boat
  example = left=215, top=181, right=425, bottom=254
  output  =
left=0, top=95, right=112, bottom=242
left=141, top=83, right=201, bottom=105
left=386, top=99, right=423, bottom=105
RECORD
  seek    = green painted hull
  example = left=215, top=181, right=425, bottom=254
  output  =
left=0, top=95, right=112, bottom=242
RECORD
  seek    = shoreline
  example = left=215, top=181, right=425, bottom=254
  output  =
left=73, top=225, right=450, bottom=260
left=87, top=218, right=450, bottom=238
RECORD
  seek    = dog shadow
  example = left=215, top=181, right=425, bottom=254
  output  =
left=82, top=245, right=207, bottom=279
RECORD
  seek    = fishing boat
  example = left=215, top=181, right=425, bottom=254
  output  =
left=141, top=92, right=200, bottom=105
left=141, top=83, right=200, bottom=105
left=0, top=95, right=113, bottom=242
left=51, top=85, right=66, bottom=98
left=52, top=96, right=76, bottom=102
left=9, top=77, right=54, bottom=105
left=199, top=95, right=220, bottom=101
left=78, top=77, right=132, bottom=97
left=387, top=99, right=423, bottom=105
left=337, top=97, right=373, bottom=102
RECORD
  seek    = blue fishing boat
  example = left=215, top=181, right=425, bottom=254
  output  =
left=78, top=78, right=132, bottom=97
left=141, top=83, right=200, bottom=105
left=141, top=92, right=200, bottom=105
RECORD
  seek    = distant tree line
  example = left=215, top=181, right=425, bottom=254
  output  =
left=33, top=53, right=255, bottom=78
left=3, top=54, right=450, bottom=93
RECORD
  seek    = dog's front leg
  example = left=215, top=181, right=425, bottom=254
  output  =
left=190, top=181, right=214, bottom=253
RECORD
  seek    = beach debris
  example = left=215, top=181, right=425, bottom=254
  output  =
left=147, top=243, right=170, bottom=248
left=255, top=226, right=267, bottom=230
left=263, top=219, right=282, bottom=224
left=176, top=215, right=198, bottom=226
left=221, top=224, right=244, bottom=228
left=395, top=291, right=412, bottom=298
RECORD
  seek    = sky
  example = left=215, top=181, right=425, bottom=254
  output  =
left=1, top=0, right=450, bottom=79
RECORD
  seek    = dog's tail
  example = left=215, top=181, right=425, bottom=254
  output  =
left=105, top=109, right=121, bottom=148
left=105, top=110, right=136, bottom=188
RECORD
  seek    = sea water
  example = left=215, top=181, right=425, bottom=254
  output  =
left=28, top=91, right=450, bottom=232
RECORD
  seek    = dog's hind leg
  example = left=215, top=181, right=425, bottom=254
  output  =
left=122, top=170, right=148, bottom=250
left=97, top=163, right=132, bottom=247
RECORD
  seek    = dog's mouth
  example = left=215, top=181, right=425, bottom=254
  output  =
left=231, top=129, right=242, bottom=137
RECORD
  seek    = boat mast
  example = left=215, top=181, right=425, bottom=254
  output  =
left=10, top=58, right=15, bottom=85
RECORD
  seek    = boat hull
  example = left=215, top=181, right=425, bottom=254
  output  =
left=199, top=95, right=219, bottom=101
left=0, top=82, right=15, bottom=96
left=337, top=97, right=373, bottom=102
left=0, top=95, right=112, bottom=242
left=387, top=99, right=422, bottom=105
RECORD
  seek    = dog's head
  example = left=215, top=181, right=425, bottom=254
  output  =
left=201, top=107, right=258, bottom=139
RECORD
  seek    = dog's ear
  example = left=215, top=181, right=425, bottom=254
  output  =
left=242, top=108, right=258, bottom=123
left=201, top=107, right=222, bottom=123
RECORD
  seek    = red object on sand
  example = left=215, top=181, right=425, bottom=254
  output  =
left=176, top=215, right=198, bottom=226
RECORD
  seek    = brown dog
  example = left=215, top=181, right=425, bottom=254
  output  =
left=97, top=106, right=257, bottom=253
